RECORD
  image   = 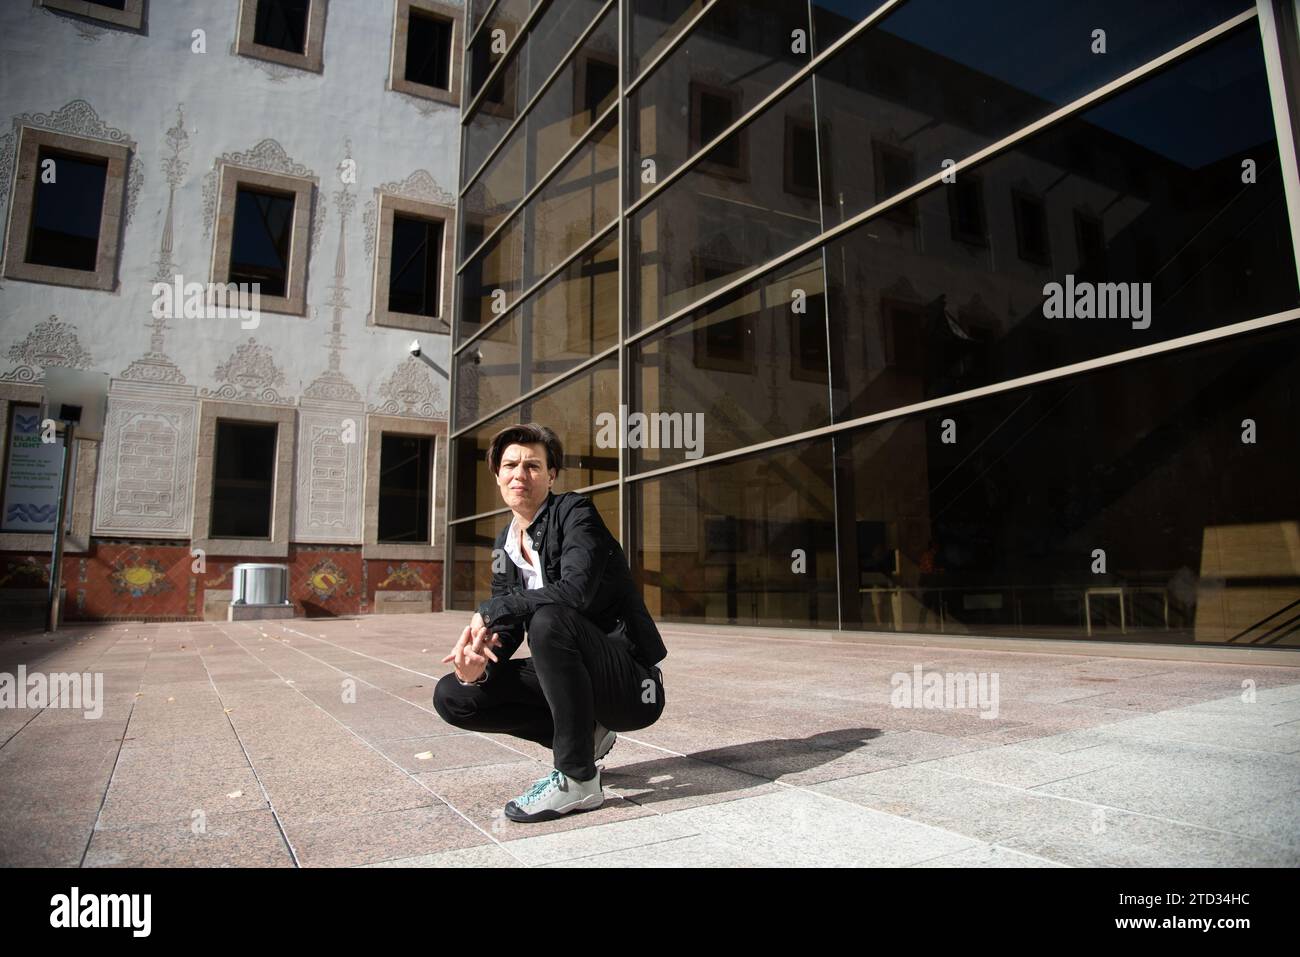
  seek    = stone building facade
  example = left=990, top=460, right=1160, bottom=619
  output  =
left=0, top=0, right=463, bottom=621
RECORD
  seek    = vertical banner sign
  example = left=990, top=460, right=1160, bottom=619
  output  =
left=1, top=407, right=67, bottom=532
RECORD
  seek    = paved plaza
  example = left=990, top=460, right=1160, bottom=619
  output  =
left=1, top=612, right=1297, bottom=867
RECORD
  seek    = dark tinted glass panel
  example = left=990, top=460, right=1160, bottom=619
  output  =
left=825, top=24, right=1298, bottom=424
left=527, top=112, right=618, bottom=283
left=836, top=323, right=1300, bottom=646
left=463, top=0, right=607, bottom=205
left=632, top=77, right=820, bottom=331
left=464, top=53, right=522, bottom=180
left=379, top=434, right=433, bottom=543
left=456, top=232, right=618, bottom=431
left=453, top=359, right=618, bottom=519
left=630, top=438, right=838, bottom=627
left=816, top=0, right=1252, bottom=227
left=211, top=421, right=276, bottom=538
left=230, top=186, right=294, bottom=297
left=630, top=0, right=708, bottom=76
left=254, top=0, right=309, bottom=53
left=406, top=11, right=453, bottom=89
left=632, top=0, right=812, bottom=198
left=468, top=0, right=532, bottom=98
left=389, top=214, right=443, bottom=317
left=89, top=0, right=128, bottom=9
left=460, top=9, right=618, bottom=262
left=27, top=149, right=107, bottom=271
left=630, top=254, right=829, bottom=470
left=458, top=215, right=524, bottom=340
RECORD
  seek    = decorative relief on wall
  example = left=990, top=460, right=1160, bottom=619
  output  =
left=201, top=138, right=325, bottom=252
left=2, top=315, right=93, bottom=382
left=297, top=142, right=365, bottom=544
left=123, top=104, right=190, bottom=386
left=370, top=357, right=447, bottom=419
left=93, top=393, right=198, bottom=537
left=201, top=337, right=293, bottom=405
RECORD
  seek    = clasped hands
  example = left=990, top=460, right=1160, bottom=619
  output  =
left=440, top=611, right=503, bottom=683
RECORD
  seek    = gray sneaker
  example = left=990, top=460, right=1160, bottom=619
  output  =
left=504, top=768, right=604, bottom=823
left=594, top=721, right=617, bottom=762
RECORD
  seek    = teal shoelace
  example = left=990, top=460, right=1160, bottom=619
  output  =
left=520, top=770, right=562, bottom=805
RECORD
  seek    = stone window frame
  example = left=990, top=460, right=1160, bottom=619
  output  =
left=38, top=0, right=146, bottom=30
left=0, top=384, right=96, bottom=555
left=389, top=0, right=463, bottom=107
left=2, top=126, right=133, bottom=292
left=370, top=192, right=454, bottom=333
left=235, top=0, right=329, bottom=74
left=192, top=400, right=295, bottom=559
left=363, top=414, right=446, bottom=559
left=210, top=164, right=316, bottom=318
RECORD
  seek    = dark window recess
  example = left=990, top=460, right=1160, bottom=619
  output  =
left=389, top=214, right=444, bottom=316
left=581, top=56, right=619, bottom=122
left=89, top=0, right=128, bottom=8
left=27, top=148, right=108, bottom=271
left=1012, top=192, right=1051, bottom=266
left=948, top=176, right=987, bottom=246
left=785, top=120, right=820, bottom=197
left=254, top=0, right=310, bottom=54
left=210, top=421, right=277, bottom=539
left=1074, top=210, right=1107, bottom=275
left=405, top=11, right=453, bottom=89
left=229, top=186, right=295, bottom=297
left=692, top=86, right=742, bottom=169
left=873, top=141, right=917, bottom=225
left=378, top=434, right=432, bottom=544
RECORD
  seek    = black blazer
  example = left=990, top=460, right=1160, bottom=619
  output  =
left=476, top=490, right=667, bottom=676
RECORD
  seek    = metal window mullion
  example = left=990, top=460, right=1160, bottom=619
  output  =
left=462, top=0, right=618, bottom=197
left=616, top=306, right=1300, bottom=487
left=462, top=0, right=553, bottom=123
left=458, top=98, right=619, bottom=272
left=1257, top=0, right=1300, bottom=288
left=454, top=216, right=618, bottom=357
left=450, top=343, right=621, bottom=440
left=624, top=0, right=908, bottom=221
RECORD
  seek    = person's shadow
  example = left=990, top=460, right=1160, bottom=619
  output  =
left=600, top=728, right=887, bottom=804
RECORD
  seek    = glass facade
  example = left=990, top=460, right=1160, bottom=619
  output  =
left=448, top=0, right=1300, bottom=648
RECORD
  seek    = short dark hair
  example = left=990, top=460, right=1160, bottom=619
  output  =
left=487, top=422, right=564, bottom=476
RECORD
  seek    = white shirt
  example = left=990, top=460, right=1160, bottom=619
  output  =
left=503, top=500, right=547, bottom=590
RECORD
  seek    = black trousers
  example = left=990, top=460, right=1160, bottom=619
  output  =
left=432, top=604, right=665, bottom=780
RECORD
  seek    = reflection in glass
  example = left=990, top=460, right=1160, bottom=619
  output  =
left=824, top=24, right=1298, bottom=423
left=630, top=439, right=838, bottom=627
left=460, top=9, right=618, bottom=263
left=456, top=231, right=618, bottom=431
left=815, top=0, right=1252, bottom=224
left=632, top=77, right=821, bottom=331
left=630, top=254, right=829, bottom=470
left=835, top=323, right=1300, bottom=645
left=631, top=0, right=812, bottom=199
